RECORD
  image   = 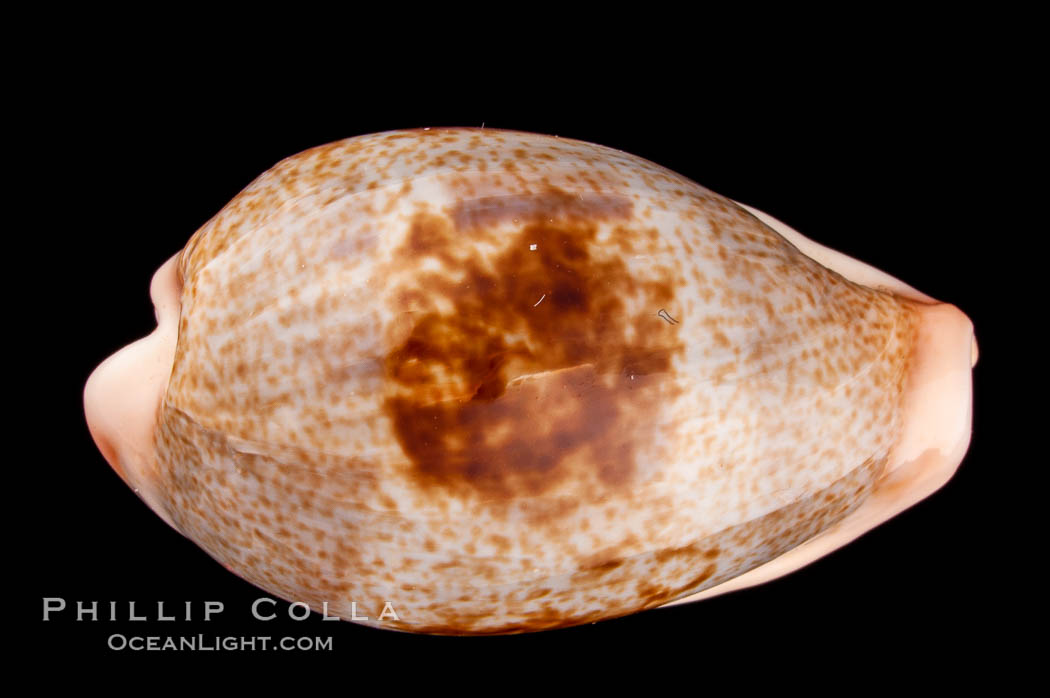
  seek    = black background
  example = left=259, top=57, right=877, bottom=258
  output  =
left=18, top=32, right=1023, bottom=674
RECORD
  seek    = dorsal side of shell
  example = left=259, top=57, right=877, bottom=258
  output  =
left=154, top=128, right=920, bottom=633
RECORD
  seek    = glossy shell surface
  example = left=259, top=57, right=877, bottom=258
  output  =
left=88, top=128, right=969, bottom=634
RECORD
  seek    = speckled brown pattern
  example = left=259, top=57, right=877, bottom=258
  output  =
left=144, top=128, right=921, bottom=633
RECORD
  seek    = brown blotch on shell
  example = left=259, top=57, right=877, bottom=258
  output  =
left=382, top=189, right=683, bottom=502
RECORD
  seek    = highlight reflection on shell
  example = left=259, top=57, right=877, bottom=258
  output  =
left=83, top=128, right=976, bottom=634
